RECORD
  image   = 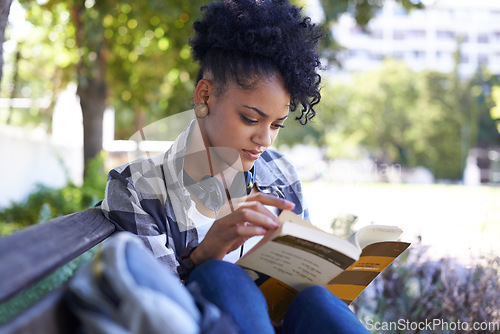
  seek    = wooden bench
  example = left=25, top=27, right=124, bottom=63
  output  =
left=0, top=207, right=115, bottom=334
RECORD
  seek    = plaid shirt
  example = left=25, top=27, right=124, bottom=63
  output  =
left=101, top=119, right=309, bottom=275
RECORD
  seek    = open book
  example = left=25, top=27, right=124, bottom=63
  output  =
left=236, top=210, right=410, bottom=322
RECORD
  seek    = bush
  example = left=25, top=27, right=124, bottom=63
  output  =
left=0, top=152, right=108, bottom=235
left=331, top=214, right=500, bottom=333
left=353, top=243, right=500, bottom=333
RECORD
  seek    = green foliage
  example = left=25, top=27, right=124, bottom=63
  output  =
left=13, top=0, right=204, bottom=138
left=0, top=2, right=77, bottom=127
left=0, top=246, right=97, bottom=325
left=319, top=0, right=423, bottom=29
left=0, top=152, right=107, bottom=233
left=490, top=86, right=500, bottom=136
left=316, top=0, right=422, bottom=65
left=331, top=213, right=359, bottom=239
left=293, top=59, right=498, bottom=180
left=7, top=0, right=423, bottom=135
left=104, top=1, right=202, bottom=138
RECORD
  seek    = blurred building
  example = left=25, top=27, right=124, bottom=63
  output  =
left=331, top=0, right=500, bottom=78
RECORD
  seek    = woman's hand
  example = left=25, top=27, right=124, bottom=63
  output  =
left=190, top=193, right=295, bottom=265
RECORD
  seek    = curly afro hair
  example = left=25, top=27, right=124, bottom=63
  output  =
left=190, top=0, right=324, bottom=124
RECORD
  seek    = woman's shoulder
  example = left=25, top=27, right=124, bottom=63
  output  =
left=259, top=149, right=295, bottom=169
left=260, top=148, right=285, bottom=161
left=106, top=152, right=171, bottom=201
left=257, top=149, right=308, bottom=220
left=257, top=149, right=299, bottom=185
left=109, top=152, right=166, bottom=179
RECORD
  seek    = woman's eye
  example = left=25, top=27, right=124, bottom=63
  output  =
left=241, top=115, right=258, bottom=124
left=272, top=123, right=285, bottom=129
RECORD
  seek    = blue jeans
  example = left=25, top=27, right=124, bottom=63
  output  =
left=188, top=260, right=369, bottom=334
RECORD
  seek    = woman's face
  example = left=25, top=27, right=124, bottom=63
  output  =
left=199, top=75, right=290, bottom=171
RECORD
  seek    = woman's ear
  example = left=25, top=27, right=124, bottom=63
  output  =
left=194, top=79, right=212, bottom=104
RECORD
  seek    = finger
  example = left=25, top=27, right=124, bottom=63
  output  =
left=237, top=208, right=280, bottom=231
left=230, top=192, right=295, bottom=212
left=242, top=201, right=281, bottom=223
left=249, top=192, right=295, bottom=210
left=234, top=224, right=268, bottom=238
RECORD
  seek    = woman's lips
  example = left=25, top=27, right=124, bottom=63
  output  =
left=242, top=149, right=263, bottom=160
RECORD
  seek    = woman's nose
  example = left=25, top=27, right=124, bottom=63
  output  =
left=252, top=126, right=272, bottom=148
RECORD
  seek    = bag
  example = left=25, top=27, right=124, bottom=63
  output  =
left=66, top=232, right=238, bottom=334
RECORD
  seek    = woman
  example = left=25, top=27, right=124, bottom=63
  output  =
left=100, top=0, right=368, bottom=333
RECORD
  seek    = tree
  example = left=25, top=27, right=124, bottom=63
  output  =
left=103, top=2, right=200, bottom=138
left=280, top=58, right=498, bottom=180
left=319, top=0, right=422, bottom=27
left=321, top=60, right=428, bottom=163
left=18, top=0, right=204, bottom=175
left=0, top=0, right=13, bottom=86
left=491, top=86, right=500, bottom=137
left=11, top=0, right=423, bottom=177
left=1, top=3, right=78, bottom=128
left=18, top=0, right=109, bottom=175
left=316, top=0, right=423, bottom=65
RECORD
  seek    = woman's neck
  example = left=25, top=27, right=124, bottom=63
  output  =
left=184, top=120, right=240, bottom=182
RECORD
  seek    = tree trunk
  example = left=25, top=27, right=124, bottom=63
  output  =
left=76, top=39, right=108, bottom=177
left=0, top=0, right=13, bottom=87
left=77, top=76, right=107, bottom=177
left=6, top=48, right=20, bottom=124
left=70, top=3, right=108, bottom=177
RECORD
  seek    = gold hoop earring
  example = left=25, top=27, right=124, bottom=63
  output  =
left=194, top=102, right=209, bottom=118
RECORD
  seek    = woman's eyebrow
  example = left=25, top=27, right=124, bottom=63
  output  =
left=242, top=105, right=289, bottom=120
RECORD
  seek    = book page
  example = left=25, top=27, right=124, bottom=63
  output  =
left=239, top=211, right=361, bottom=264
left=278, top=210, right=321, bottom=229
left=237, top=230, right=358, bottom=290
left=279, top=210, right=361, bottom=258
left=350, top=224, right=403, bottom=250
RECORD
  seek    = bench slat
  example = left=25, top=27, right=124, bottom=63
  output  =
left=0, top=287, right=78, bottom=334
left=0, top=207, right=115, bottom=303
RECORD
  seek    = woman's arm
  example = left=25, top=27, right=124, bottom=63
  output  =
left=190, top=193, right=295, bottom=265
left=101, top=164, right=181, bottom=271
